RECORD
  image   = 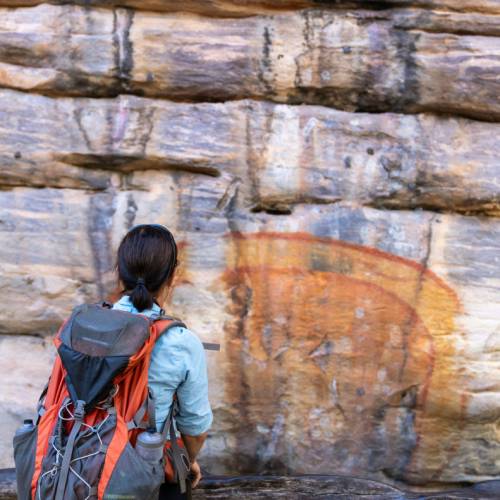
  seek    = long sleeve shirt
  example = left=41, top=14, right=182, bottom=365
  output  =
left=111, top=295, right=213, bottom=436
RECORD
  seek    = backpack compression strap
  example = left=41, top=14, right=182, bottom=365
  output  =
left=162, top=397, right=190, bottom=494
left=54, top=399, right=86, bottom=500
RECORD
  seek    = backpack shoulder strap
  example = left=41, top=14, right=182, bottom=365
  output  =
left=126, top=318, right=186, bottom=432
left=151, top=317, right=187, bottom=336
left=152, top=317, right=220, bottom=351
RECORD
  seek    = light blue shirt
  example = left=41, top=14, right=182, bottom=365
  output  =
left=112, top=295, right=213, bottom=436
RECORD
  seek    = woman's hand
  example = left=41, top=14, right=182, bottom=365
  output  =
left=181, top=431, right=207, bottom=488
left=190, top=460, right=202, bottom=488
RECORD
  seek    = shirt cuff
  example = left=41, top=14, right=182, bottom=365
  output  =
left=175, top=411, right=213, bottom=436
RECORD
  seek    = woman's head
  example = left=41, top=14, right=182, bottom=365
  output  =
left=115, top=224, right=178, bottom=312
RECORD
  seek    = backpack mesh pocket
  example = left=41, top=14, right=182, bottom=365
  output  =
left=35, top=407, right=116, bottom=500
left=103, top=441, right=165, bottom=500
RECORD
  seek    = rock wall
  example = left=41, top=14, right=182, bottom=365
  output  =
left=0, top=0, right=499, bottom=489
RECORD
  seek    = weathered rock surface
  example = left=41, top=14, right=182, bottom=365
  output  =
left=0, top=0, right=499, bottom=492
left=0, top=90, right=499, bottom=214
left=1, top=470, right=499, bottom=499
left=2, top=166, right=500, bottom=483
left=0, top=1, right=498, bottom=16
left=0, top=336, right=54, bottom=468
left=0, top=6, right=499, bottom=119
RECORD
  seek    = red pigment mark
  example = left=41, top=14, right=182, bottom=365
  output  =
left=223, top=231, right=464, bottom=480
left=225, top=231, right=459, bottom=302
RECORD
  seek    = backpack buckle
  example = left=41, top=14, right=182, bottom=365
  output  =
left=73, top=400, right=86, bottom=421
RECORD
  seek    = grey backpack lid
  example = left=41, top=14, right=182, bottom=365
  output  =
left=58, top=303, right=151, bottom=410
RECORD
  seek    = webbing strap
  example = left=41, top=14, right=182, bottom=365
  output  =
left=161, top=398, right=190, bottom=494
left=160, top=397, right=176, bottom=442
left=167, top=419, right=189, bottom=494
left=54, top=400, right=85, bottom=500
left=126, top=388, right=156, bottom=431
left=147, top=388, right=156, bottom=429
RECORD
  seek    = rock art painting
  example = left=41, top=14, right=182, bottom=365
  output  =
left=223, top=232, right=462, bottom=483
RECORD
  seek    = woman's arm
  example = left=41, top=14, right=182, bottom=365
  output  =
left=175, top=328, right=212, bottom=488
left=181, top=432, right=208, bottom=488
left=149, top=326, right=213, bottom=434
left=149, top=326, right=213, bottom=487
left=181, top=432, right=208, bottom=462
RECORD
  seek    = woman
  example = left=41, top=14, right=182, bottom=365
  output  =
left=111, top=223, right=212, bottom=499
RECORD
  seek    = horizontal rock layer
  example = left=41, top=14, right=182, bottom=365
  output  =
left=0, top=0, right=498, bottom=15
left=1, top=90, right=499, bottom=214
left=0, top=6, right=499, bottom=119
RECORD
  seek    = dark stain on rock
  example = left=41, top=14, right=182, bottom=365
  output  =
left=380, top=154, right=402, bottom=176
left=291, top=10, right=312, bottom=100
left=223, top=277, right=258, bottom=472
left=112, top=11, right=120, bottom=79
left=113, top=8, right=135, bottom=93
left=53, top=74, right=101, bottom=97
left=250, top=204, right=293, bottom=216
left=121, top=10, right=134, bottom=84
left=134, top=106, right=156, bottom=156
left=263, top=26, right=271, bottom=64
left=88, top=192, right=117, bottom=300
left=125, top=192, right=138, bottom=230
left=259, top=25, right=274, bottom=97
left=73, top=107, right=93, bottom=152
left=387, top=410, right=418, bottom=480
left=0, top=38, right=42, bottom=67
left=343, top=156, right=352, bottom=169
left=392, top=29, right=421, bottom=112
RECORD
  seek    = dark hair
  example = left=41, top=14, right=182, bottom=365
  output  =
left=115, top=224, right=178, bottom=312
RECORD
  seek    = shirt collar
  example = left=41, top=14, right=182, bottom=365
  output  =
left=113, top=294, right=162, bottom=317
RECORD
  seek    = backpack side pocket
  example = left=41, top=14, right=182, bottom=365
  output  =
left=13, top=424, right=38, bottom=500
left=104, top=441, right=165, bottom=500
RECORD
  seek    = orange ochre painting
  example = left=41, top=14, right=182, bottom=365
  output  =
left=223, top=232, right=464, bottom=483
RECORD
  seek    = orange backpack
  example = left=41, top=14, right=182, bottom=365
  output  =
left=13, top=302, right=191, bottom=500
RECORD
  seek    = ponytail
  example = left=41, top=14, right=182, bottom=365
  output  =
left=128, top=277, right=154, bottom=312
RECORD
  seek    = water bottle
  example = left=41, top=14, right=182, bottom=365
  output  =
left=14, top=419, right=34, bottom=439
left=135, top=428, right=164, bottom=463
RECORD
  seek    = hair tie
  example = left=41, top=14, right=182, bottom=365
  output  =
left=136, top=277, right=145, bottom=286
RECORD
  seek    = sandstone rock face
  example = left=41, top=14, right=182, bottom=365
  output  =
left=0, top=1, right=499, bottom=16
left=0, top=0, right=499, bottom=491
left=0, top=5, right=499, bottom=119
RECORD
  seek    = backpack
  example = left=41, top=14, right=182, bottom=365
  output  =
left=13, top=302, right=192, bottom=500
